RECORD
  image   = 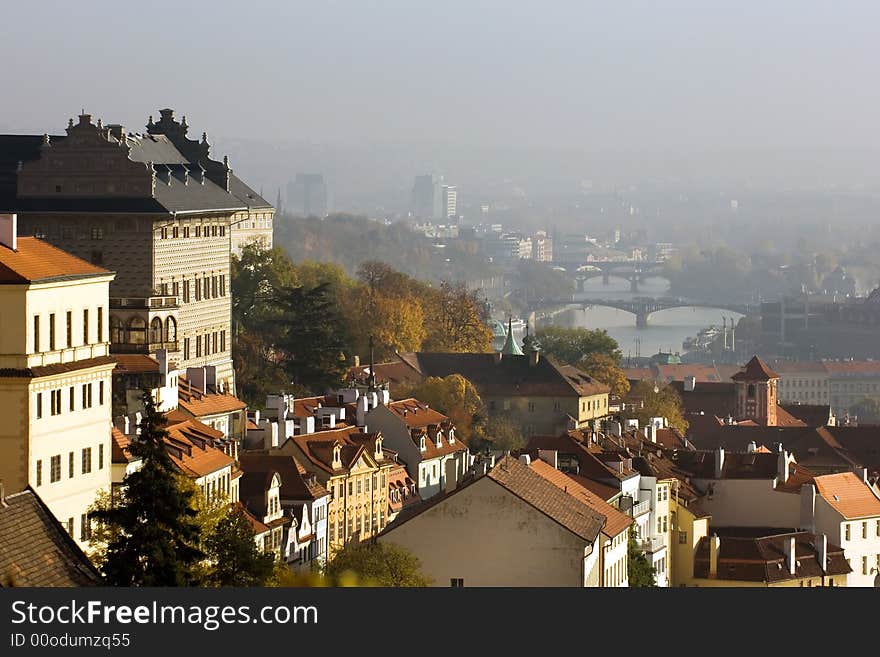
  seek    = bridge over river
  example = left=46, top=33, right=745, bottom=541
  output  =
left=537, top=297, right=756, bottom=328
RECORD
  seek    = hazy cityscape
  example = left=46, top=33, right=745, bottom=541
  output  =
left=2, top=1, right=880, bottom=602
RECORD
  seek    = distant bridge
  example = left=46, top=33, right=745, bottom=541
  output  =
left=570, top=261, right=667, bottom=293
left=543, top=297, right=756, bottom=328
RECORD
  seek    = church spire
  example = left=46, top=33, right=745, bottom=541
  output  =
left=500, top=317, right=524, bottom=356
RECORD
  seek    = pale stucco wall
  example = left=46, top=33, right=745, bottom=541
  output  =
left=379, top=476, right=594, bottom=587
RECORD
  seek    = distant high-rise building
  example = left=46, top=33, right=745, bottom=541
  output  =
left=287, top=173, right=328, bottom=217
left=411, top=174, right=457, bottom=220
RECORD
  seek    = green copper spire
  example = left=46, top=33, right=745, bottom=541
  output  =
left=501, top=317, right=524, bottom=356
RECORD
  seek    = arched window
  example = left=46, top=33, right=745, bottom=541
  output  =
left=165, top=316, right=177, bottom=342
left=128, top=317, right=146, bottom=345
left=110, top=317, right=124, bottom=344
left=149, top=317, right=163, bottom=344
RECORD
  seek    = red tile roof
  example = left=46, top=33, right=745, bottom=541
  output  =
left=112, top=354, right=160, bottom=373
left=731, top=356, right=779, bottom=382
left=0, top=237, right=112, bottom=284
left=814, top=472, right=880, bottom=519
left=530, top=459, right=633, bottom=538
left=163, top=415, right=235, bottom=478
left=178, top=376, right=246, bottom=418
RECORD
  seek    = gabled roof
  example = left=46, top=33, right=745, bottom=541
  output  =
left=530, top=459, right=633, bottom=538
left=814, top=472, right=880, bottom=519
left=281, top=425, right=389, bottom=475
left=112, top=354, right=161, bottom=374
left=486, top=455, right=605, bottom=543
left=0, top=487, right=102, bottom=586
left=239, top=452, right=328, bottom=504
left=731, top=356, right=779, bottom=382
left=386, top=398, right=449, bottom=428
left=0, top=236, right=112, bottom=284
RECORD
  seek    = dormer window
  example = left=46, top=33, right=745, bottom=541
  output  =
left=448, top=429, right=455, bottom=444
left=435, top=433, right=442, bottom=449
left=419, top=436, right=426, bottom=451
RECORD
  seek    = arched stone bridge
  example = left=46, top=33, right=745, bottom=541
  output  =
left=576, top=297, right=755, bottom=328
left=571, top=261, right=666, bottom=293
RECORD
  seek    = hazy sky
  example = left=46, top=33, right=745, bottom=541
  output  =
left=3, top=0, right=879, bottom=155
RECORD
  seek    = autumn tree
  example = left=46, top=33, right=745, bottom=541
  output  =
left=326, top=541, right=431, bottom=586
left=622, top=381, right=688, bottom=434
left=422, top=282, right=493, bottom=353
left=536, top=326, right=622, bottom=365
left=578, top=352, right=630, bottom=398
left=399, top=374, right=486, bottom=444
left=627, top=525, right=657, bottom=587
left=473, top=414, right=526, bottom=453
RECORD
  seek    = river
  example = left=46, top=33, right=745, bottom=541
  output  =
left=535, top=276, right=743, bottom=362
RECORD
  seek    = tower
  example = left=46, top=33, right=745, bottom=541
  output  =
left=731, top=355, right=780, bottom=426
left=500, top=317, right=524, bottom=356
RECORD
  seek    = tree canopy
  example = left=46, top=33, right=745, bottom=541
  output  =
left=325, top=541, right=431, bottom=586
left=622, top=381, right=688, bottom=434
left=535, top=326, right=622, bottom=365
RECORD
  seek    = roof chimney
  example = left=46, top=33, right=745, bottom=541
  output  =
left=709, top=535, right=720, bottom=578
left=800, top=483, right=816, bottom=532
left=518, top=454, right=531, bottom=466
left=787, top=536, right=796, bottom=575
left=537, top=449, right=558, bottom=469
left=714, top=446, right=725, bottom=478
left=778, top=445, right=789, bottom=483
left=0, top=213, right=17, bottom=251
left=818, top=533, right=828, bottom=573
left=684, top=375, right=696, bottom=392
left=746, top=441, right=757, bottom=453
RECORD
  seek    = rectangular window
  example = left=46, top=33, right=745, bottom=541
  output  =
left=183, top=226, right=190, bottom=238
left=36, top=460, right=42, bottom=486
left=69, top=386, right=74, bottom=412
left=99, top=443, right=104, bottom=469
left=50, top=389, right=62, bottom=415
left=36, top=392, right=43, bottom=419
left=99, top=381, right=104, bottom=405
left=212, top=276, right=218, bottom=298
left=863, top=556, right=868, bottom=575
left=528, top=401, right=535, bottom=412
left=357, top=479, right=362, bottom=495
left=219, top=225, right=225, bottom=237
left=220, top=330, right=226, bottom=352
left=195, top=225, right=201, bottom=238
left=66, top=518, right=74, bottom=535
left=212, top=225, right=218, bottom=237
left=83, top=309, right=89, bottom=344
left=863, top=522, right=868, bottom=539
left=97, top=307, right=103, bottom=342
left=348, top=481, right=353, bottom=496
left=183, top=281, right=190, bottom=303
left=81, top=514, right=92, bottom=541
left=50, top=455, right=61, bottom=483
left=33, top=315, right=40, bottom=352
left=49, top=313, right=55, bottom=350
left=66, top=311, right=72, bottom=347
left=82, top=447, right=92, bottom=474
left=204, top=276, right=210, bottom=298
left=184, top=338, right=190, bottom=360
left=679, top=531, right=687, bottom=544
left=658, top=489, right=663, bottom=502
left=172, top=226, right=179, bottom=239
left=220, top=275, right=226, bottom=296
left=212, top=331, right=217, bottom=354
left=91, top=227, right=103, bottom=240
left=196, top=336, right=202, bottom=358
left=845, top=524, right=851, bottom=541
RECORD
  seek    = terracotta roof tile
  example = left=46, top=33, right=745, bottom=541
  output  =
left=112, top=354, right=160, bottom=373
left=178, top=376, right=246, bottom=417
left=731, top=355, right=780, bottom=382
left=487, top=455, right=605, bottom=542
left=163, top=415, right=235, bottom=478
left=814, top=471, right=880, bottom=519
left=0, top=236, right=112, bottom=284
left=530, top=459, right=632, bottom=537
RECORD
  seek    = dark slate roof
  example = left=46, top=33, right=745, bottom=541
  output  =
left=229, top=175, right=273, bottom=210
left=123, top=133, right=190, bottom=165
left=239, top=452, right=328, bottom=506
left=779, top=403, right=831, bottom=427
left=0, top=488, right=102, bottom=586
left=397, top=352, right=609, bottom=397
left=693, top=530, right=851, bottom=582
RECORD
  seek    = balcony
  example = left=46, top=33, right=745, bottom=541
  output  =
left=631, top=500, right=651, bottom=517
left=110, top=296, right=179, bottom=310
left=112, top=341, right=178, bottom=355
left=638, top=534, right=667, bottom=553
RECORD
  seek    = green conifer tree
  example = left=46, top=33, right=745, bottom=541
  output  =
left=92, top=391, right=203, bottom=586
